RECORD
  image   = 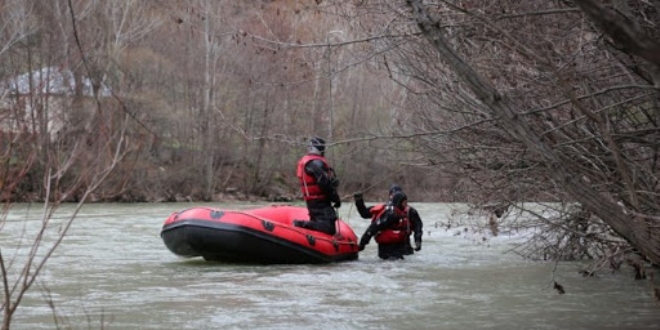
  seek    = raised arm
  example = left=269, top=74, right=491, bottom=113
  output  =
left=353, top=192, right=372, bottom=219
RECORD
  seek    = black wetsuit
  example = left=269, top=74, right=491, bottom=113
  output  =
left=296, top=159, right=340, bottom=235
left=358, top=205, right=408, bottom=260
left=355, top=196, right=423, bottom=256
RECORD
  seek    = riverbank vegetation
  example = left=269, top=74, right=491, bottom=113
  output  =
left=1, top=0, right=660, bottom=327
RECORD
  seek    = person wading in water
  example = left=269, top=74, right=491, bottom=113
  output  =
left=358, top=191, right=419, bottom=260
left=354, top=184, right=423, bottom=255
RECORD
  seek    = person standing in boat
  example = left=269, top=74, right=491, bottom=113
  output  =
left=293, top=137, right=341, bottom=235
left=357, top=191, right=421, bottom=260
left=354, top=184, right=423, bottom=255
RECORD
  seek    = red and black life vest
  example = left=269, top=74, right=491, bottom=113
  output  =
left=296, top=154, right=333, bottom=201
left=369, top=204, right=411, bottom=244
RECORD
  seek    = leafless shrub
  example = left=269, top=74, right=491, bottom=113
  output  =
left=0, top=1, right=143, bottom=328
left=508, top=204, right=642, bottom=276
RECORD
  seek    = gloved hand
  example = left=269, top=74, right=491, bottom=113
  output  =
left=330, top=191, right=341, bottom=208
left=358, top=235, right=370, bottom=251
left=353, top=192, right=363, bottom=200
left=414, top=240, right=422, bottom=251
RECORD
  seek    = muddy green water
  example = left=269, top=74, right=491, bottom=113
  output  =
left=1, top=202, right=658, bottom=329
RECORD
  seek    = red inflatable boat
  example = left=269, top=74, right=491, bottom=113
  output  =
left=160, top=205, right=359, bottom=264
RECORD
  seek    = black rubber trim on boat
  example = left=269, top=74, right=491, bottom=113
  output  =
left=306, top=234, right=316, bottom=246
left=261, top=220, right=275, bottom=232
left=332, top=240, right=339, bottom=252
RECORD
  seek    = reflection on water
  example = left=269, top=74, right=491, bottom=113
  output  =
left=1, top=202, right=659, bottom=330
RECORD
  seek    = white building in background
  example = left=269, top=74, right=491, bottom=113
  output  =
left=0, top=66, right=112, bottom=141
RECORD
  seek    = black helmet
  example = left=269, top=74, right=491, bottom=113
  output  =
left=307, top=136, right=326, bottom=155
left=388, top=184, right=403, bottom=195
left=391, top=191, right=408, bottom=211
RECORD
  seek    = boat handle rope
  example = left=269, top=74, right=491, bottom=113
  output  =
left=222, top=209, right=358, bottom=247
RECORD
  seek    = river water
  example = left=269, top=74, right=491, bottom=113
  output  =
left=1, top=202, right=658, bottom=330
